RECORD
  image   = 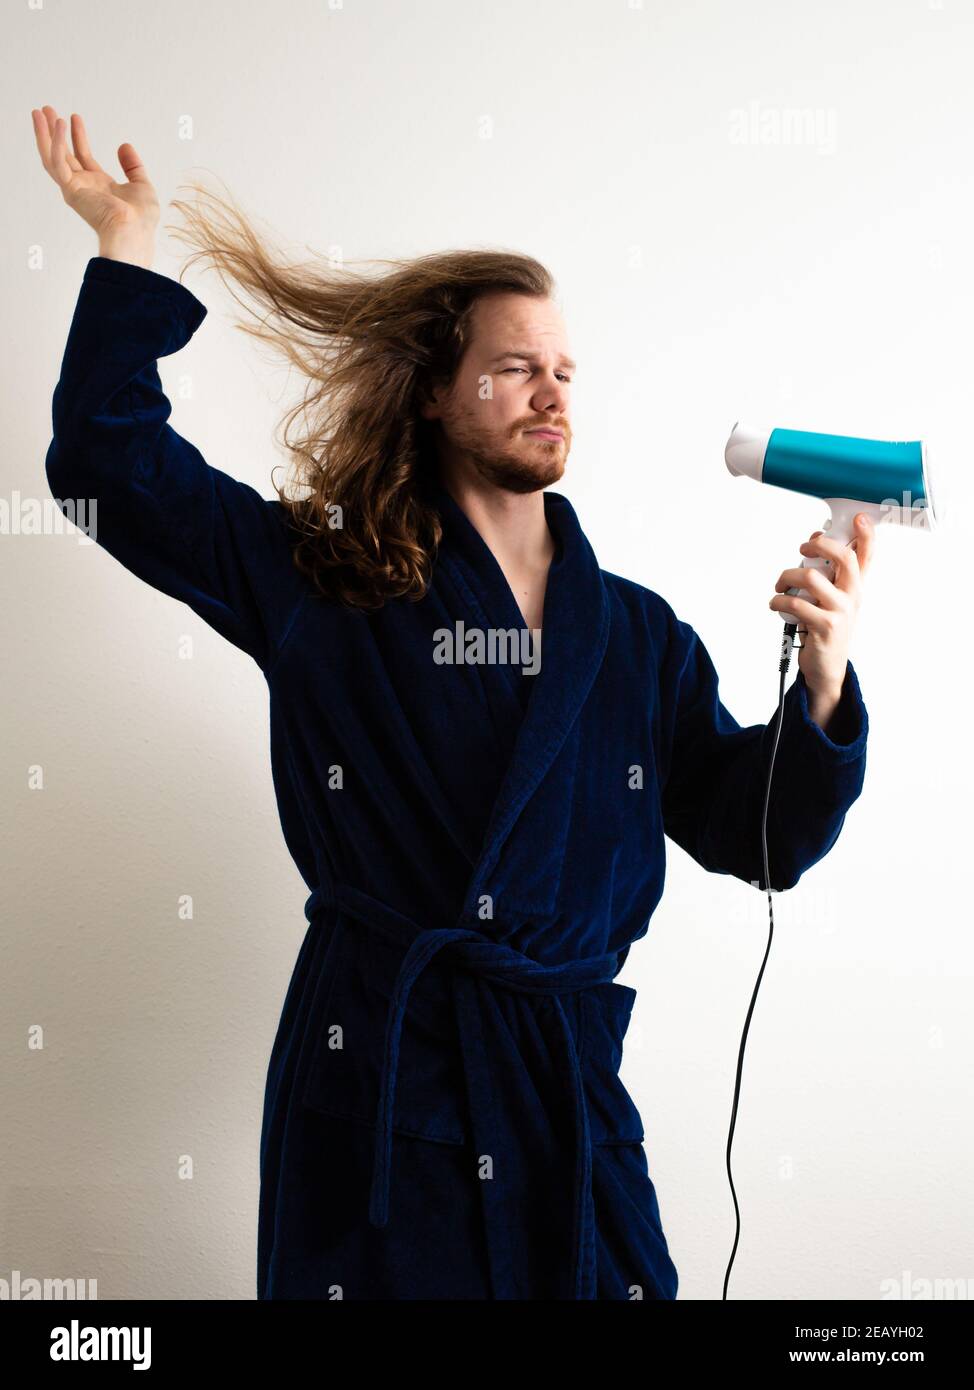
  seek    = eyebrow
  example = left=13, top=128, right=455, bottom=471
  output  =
left=491, top=350, right=577, bottom=371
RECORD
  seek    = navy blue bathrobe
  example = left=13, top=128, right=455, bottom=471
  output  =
left=44, top=257, right=869, bottom=1301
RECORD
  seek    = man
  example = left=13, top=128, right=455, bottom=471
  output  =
left=37, top=106, right=871, bottom=1300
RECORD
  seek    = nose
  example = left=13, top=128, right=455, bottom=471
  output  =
left=531, top=372, right=570, bottom=416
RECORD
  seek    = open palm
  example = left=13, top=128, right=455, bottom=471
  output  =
left=31, top=106, right=159, bottom=242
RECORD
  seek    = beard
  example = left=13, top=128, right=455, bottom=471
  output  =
left=438, top=412, right=569, bottom=495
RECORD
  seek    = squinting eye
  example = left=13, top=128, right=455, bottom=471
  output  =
left=502, top=367, right=572, bottom=383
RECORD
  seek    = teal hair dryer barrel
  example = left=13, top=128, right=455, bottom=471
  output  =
left=764, top=428, right=930, bottom=514
left=725, top=422, right=937, bottom=625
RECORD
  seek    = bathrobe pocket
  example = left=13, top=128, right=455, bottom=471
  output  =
left=301, top=916, right=471, bottom=1146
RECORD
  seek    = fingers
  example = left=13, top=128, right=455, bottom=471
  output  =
left=850, top=513, right=874, bottom=579
left=32, top=106, right=81, bottom=183
left=31, top=107, right=52, bottom=169
left=70, top=112, right=105, bottom=173
left=44, top=107, right=84, bottom=172
left=799, top=516, right=873, bottom=592
left=48, top=113, right=73, bottom=184
left=769, top=592, right=841, bottom=635
left=117, top=142, right=150, bottom=183
left=799, top=531, right=853, bottom=571
left=774, top=564, right=851, bottom=612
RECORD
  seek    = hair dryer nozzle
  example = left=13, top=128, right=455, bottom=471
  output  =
left=918, top=440, right=938, bottom=531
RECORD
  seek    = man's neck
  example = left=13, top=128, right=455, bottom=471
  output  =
left=437, top=468, right=556, bottom=630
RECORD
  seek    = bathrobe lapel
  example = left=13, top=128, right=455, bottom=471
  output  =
left=426, top=477, right=611, bottom=925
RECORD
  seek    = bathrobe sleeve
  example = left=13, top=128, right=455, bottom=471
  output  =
left=44, top=255, right=304, bottom=672
left=658, top=602, right=868, bottom=891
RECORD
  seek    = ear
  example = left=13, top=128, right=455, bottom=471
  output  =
left=417, top=374, right=448, bottom=421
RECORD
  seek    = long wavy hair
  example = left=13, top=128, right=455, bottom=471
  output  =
left=167, top=176, right=556, bottom=610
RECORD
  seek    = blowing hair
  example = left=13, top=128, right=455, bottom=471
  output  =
left=166, top=176, right=557, bottom=610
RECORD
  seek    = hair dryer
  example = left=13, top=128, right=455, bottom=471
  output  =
left=725, top=423, right=937, bottom=625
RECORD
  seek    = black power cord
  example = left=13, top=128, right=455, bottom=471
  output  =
left=722, top=618, right=802, bottom=1300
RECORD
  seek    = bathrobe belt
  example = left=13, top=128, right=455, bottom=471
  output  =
left=332, top=881, right=621, bottom=1301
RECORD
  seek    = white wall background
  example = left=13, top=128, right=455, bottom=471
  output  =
left=4, top=0, right=969, bottom=1301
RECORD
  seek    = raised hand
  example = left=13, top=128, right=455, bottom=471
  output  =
left=31, top=106, right=159, bottom=267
